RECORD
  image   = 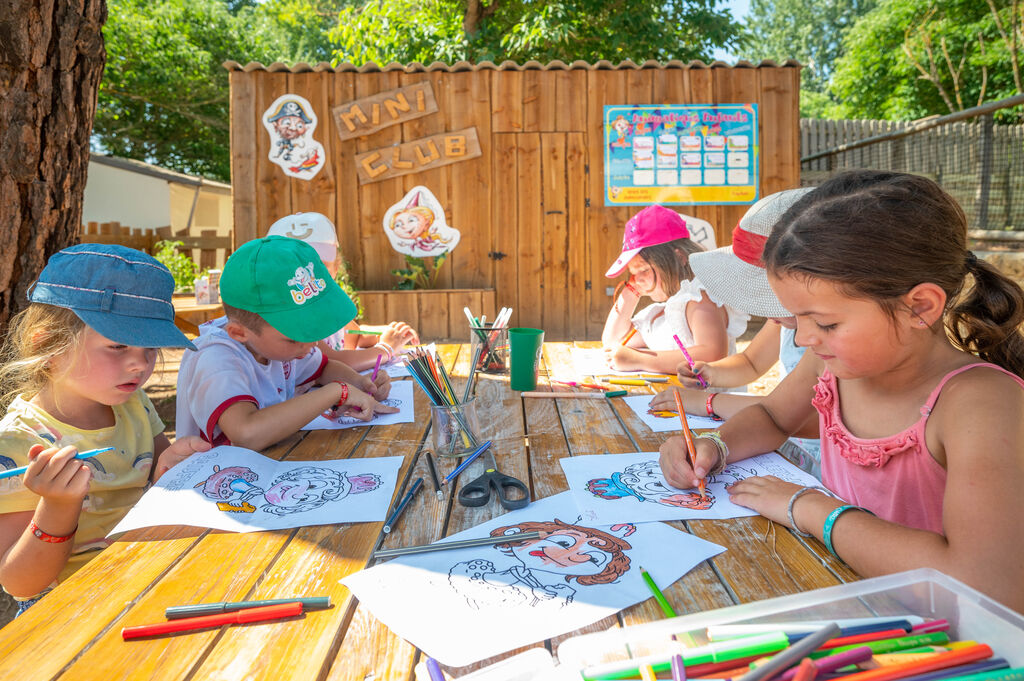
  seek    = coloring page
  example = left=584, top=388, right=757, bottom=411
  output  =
left=109, top=446, right=401, bottom=534
left=571, top=347, right=653, bottom=377
left=262, top=94, right=326, bottom=180
left=303, top=380, right=415, bottom=430
left=342, top=492, right=724, bottom=667
left=361, top=361, right=411, bottom=379
left=561, top=451, right=822, bottom=524
left=622, top=394, right=722, bottom=432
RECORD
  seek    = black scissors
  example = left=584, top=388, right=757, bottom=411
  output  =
left=457, top=447, right=530, bottom=510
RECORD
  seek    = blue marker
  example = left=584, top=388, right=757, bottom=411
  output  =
left=383, top=477, right=423, bottom=534
left=0, top=446, right=115, bottom=480
left=441, top=440, right=492, bottom=487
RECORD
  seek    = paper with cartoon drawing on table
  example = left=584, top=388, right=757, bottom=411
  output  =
left=341, top=491, right=724, bottom=667
left=109, top=446, right=401, bottom=535
left=571, top=347, right=651, bottom=377
left=302, top=380, right=415, bottom=430
left=622, top=393, right=722, bottom=432
left=561, top=451, right=822, bottom=524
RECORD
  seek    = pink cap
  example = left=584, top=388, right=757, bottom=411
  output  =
left=605, top=205, right=690, bottom=278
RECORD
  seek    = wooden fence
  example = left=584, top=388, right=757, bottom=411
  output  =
left=79, top=222, right=234, bottom=270
left=226, top=60, right=801, bottom=340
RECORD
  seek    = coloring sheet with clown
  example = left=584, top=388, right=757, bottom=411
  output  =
left=342, top=492, right=724, bottom=667
left=622, top=394, right=722, bottom=432
left=302, top=379, right=415, bottom=431
left=109, top=446, right=402, bottom=534
left=560, top=451, right=821, bottom=524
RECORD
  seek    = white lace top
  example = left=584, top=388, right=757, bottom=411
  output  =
left=631, top=278, right=749, bottom=353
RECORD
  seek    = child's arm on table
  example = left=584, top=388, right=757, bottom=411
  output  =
left=151, top=434, right=211, bottom=482
left=353, top=321, right=420, bottom=348
left=601, top=278, right=641, bottom=346
left=0, top=445, right=89, bottom=598
left=659, top=352, right=820, bottom=488
left=319, top=322, right=417, bottom=372
left=319, top=357, right=391, bottom=400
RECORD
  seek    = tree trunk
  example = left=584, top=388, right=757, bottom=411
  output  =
left=0, top=0, right=107, bottom=334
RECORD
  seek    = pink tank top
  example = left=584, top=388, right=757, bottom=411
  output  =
left=816, top=362, right=1024, bottom=535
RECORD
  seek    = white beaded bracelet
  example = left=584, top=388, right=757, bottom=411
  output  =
left=373, top=341, right=394, bottom=362
left=786, top=485, right=832, bottom=537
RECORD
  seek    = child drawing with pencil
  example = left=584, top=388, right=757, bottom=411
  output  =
left=0, top=245, right=211, bottom=614
left=659, top=171, right=1024, bottom=612
left=266, top=212, right=419, bottom=372
left=601, top=205, right=748, bottom=374
left=176, top=236, right=398, bottom=453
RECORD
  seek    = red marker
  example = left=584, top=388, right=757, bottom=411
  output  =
left=122, top=602, right=302, bottom=640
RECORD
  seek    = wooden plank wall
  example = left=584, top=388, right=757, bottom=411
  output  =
left=230, top=64, right=801, bottom=340
left=79, top=222, right=233, bottom=270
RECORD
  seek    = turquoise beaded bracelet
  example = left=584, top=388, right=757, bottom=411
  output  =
left=822, top=504, right=874, bottom=558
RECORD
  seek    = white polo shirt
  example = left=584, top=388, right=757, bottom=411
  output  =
left=175, top=318, right=328, bottom=445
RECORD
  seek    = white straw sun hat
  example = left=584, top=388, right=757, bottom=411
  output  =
left=689, top=187, right=814, bottom=318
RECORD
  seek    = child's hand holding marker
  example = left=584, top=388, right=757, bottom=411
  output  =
left=676, top=357, right=711, bottom=389
left=329, top=383, right=399, bottom=421
left=659, top=432, right=722, bottom=491
left=362, top=368, right=392, bottom=401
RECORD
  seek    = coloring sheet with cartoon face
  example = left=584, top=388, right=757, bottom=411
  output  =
left=561, top=451, right=822, bottom=524
left=622, top=394, right=722, bottom=432
left=302, top=380, right=415, bottom=430
left=108, top=446, right=402, bottom=534
left=341, top=491, right=724, bottom=667
left=361, top=361, right=411, bottom=379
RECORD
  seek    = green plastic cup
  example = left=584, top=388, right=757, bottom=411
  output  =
left=509, top=327, right=545, bottom=391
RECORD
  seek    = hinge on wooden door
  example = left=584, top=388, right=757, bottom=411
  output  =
left=487, top=251, right=507, bottom=260
left=585, top=198, right=591, bottom=208
left=584, top=280, right=591, bottom=290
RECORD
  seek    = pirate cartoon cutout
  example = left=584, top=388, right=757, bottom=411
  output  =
left=262, top=94, right=326, bottom=180
left=382, top=186, right=461, bottom=257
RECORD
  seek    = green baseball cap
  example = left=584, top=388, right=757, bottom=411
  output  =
left=220, top=235, right=356, bottom=343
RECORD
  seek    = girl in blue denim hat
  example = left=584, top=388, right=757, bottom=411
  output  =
left=0, top=244, right=210, bottom=615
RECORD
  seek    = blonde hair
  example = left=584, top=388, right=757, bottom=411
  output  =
left=0, top=304, right=86, bottom=409
left=390, top=206, right=435, bottom=234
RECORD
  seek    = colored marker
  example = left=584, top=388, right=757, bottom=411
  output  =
left=608, top=378, right=648, bottom=386
left=780, top=646, right=874, bottom=681
left=673, top=333, right=708, bottom=388
left=815, top=632, right=951, bottom=658
left=734, top=622, right=841, bottom=681
left=371, top=353, right=383, bottom=381
left=383, top=478, right=423, bottom=533
left=0, top=446, right=115, bottom=480
left=425, top=452, right=443, bottom=500
left=833, top=644, right=994, bottom=681
left=441, top=440, right=492, bottom=486
left=894, top=659, right=1012, bottom=681
left=671, top=655, right=687, bottom=681
left=792, top=658, right=819, bottom=681
left=123, top=602, right=302, bottom=640
left=373, top=531, right=542, bottom=559
left=345, top=329, right=383, bottom=335
left=639, top=566, right=676, bottom=618
left=165, top=596, right=330, bottom=620
left=621, top=326, right=639, bottom=346
left=521, top=391, right=627, bottom=399
left=425, top=657, right=448, bottom=681
left=708, top=618, right=927, bottom=639
left=673, top=389, right=706, bottom=500
left=639, top=665, right=657, bottom=681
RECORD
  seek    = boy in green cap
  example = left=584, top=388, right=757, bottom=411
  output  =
left=175, top=236, right=397, bottom=451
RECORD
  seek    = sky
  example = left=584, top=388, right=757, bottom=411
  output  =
left=712, top=0, right=751, bottom=63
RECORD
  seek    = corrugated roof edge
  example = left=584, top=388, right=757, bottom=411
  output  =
left=222, top=58, right=801, bottom=73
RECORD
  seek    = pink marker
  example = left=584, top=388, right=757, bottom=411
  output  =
left=371, top=353, right=383, bottom=381
left=672, top=334, right=708, bottom=388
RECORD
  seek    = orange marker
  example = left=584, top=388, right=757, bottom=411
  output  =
left=792, top=658, right=818, bottom=681
left=835, top=644, right=992, bottom=681
left=672, top=389, right=706, bottom=499
left=621, top=326, right=638, bottom=346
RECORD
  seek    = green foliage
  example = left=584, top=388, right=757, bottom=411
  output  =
left=153, top=240, right=200, bottom=292
left=331, top=0, right=741, bottom=65
left=829, top=0, right=1023, bottom=121
left=391, top=253, right=448, bottom=290
left=333, top=260, right=365, bottom=320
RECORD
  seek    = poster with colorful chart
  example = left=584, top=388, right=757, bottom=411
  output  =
left=604, top=104, right=759, bottom=206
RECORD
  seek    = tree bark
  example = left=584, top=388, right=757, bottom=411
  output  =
left=0, top=0, right=107, bottom=334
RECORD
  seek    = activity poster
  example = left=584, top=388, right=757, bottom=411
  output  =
left=561, top=451, right=821, bottom=525
left=604, top=104, right=759, bottom=206
left=109, top=446, right=402, bottom=534
left=342, top=492, right=724, bottom=667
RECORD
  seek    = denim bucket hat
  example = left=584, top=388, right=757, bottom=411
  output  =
left=28, top=244, right=196, bottom=350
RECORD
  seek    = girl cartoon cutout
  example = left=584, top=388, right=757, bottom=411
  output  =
left=382, top=186, right=461, bottom=257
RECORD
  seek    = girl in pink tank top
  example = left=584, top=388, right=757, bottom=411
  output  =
left=658, top=171, right=1024, bottom=613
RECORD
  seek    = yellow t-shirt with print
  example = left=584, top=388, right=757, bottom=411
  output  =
left=0, top=390, right=164, bottom=596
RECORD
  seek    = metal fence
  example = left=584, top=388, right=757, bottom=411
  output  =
left=800, top=95, right=1024, bottom=233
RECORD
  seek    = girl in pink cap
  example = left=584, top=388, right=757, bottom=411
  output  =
left=602, top=205, right=748, bottom=374
left=660, top=171, right=1024, bottom=613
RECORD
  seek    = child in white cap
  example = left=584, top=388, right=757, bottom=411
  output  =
left=266, top=212, right=419, bottom=371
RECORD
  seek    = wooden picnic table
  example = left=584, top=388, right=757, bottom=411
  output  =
left=0, top=342, right=859, bottom=681
left=172, top=295, right=224, bottom=335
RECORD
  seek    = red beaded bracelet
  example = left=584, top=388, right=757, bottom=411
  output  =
left=706, top=392, right=722, bottom=420
left=29, top=521, right=76, bottom=544
left=333, top=381, right=349, bottom=409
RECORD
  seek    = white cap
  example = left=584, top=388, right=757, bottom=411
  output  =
left=266, top=212, right=339, bottom=262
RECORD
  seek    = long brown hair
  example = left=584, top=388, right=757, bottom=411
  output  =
left=763, top=170, right=1024, bottom=377
left=612, top=238, right=704, bottom=300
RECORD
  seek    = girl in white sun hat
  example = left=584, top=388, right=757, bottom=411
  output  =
left=602, top=205, right=748, bottom=374
left=649, top=188, right=821, bottom=476
left=267, top=212, right=419, bottom=372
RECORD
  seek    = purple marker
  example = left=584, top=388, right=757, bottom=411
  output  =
left=425, top=656, right=447, bottom=681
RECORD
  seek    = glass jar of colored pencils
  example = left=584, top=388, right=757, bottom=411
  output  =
left=469, top=323, right=509, bottom=375
left=430, top=398, right=483, bottom=458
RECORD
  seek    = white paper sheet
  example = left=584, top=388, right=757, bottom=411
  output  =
left=570, top=347, right=647, bottom=377
left=622, top=394, right=722, bottom=432
left=109, top=446, right=402, bottom=534
left=342, top=492, right=724, bottom=667
left=561, top=451, right=822, bottom=524
left=361, top=360, right=411, bottom=378
left=303, top=380, right=415, bottom=430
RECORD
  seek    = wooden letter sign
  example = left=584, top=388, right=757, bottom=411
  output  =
left=332, top=83, right=439, bottom=140
left=355, top=127, right=482, bottom=184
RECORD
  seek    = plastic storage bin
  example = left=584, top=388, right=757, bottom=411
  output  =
left=557, top=568, right=1024, bottom=678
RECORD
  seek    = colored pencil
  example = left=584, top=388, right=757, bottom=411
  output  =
left=639, top=665, right=657, bottom=681
left=441, top=440, right=492, bottom=486
left=372, top=531, right=543, bottom=559
left=345, top=329, right=382, bottom=335
left=639, top=566, right=676, bottom=618
left=672, top=389, right=706, bottom=500
left=425, top=452, right=443, bottom=500
left=383, top=477, right=423, bottom=534
left=673, top=333, right=708, bottom=388
left=621, top=326, right=639, bottom=346
left=426, top=657, right=448, bottom=681
left=0, top=446, right=115, bottom=480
